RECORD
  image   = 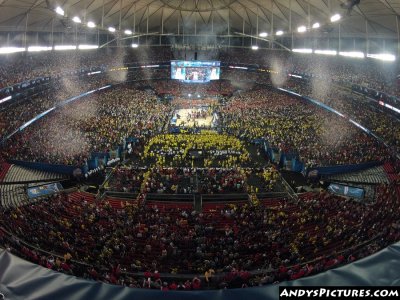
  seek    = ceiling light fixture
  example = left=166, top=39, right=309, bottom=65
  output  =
left=314, top=49, right=337, bottom=56
left=78, top=45, right=99, bottom=50
left=72, top=16, right=81, bottom=23
left=28, top=46, right=52, bottom=52
left=292, top=48, right=313, bottom=54
left=339, top=51, right=365, bottom=58
left=367, top=53, right=396, bottom=62
left=55, top=7, right=64, bottom=16
left=297, top=26, right=307, bottom=33
left=312, top=22, right=320, bottom=29
left=331, top=14, right=341, bottom=22
left=0, top=47, right=26, bottom=54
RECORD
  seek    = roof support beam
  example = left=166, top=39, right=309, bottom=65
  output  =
left=396, top=15, right=400, bottom=56
left=124, top=0, right=160, bottom=22
left=119, top=0, right=122, bottom=30
left=377, top=0, right=399, bottom=16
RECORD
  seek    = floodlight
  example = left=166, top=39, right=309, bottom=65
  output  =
left=367, top=53, right=395, bottom=62
left=0, top=47, right=26, bottom=54
left=54, top=45, right=77, bottom=50
left=297, top=26, right=307, bottom=33
left=292, top=48, right=313, bottom=54
left=314, top=49, right=337, bottom=56
left=339, top=51, right=365, bottom=58
left=55, top=7, right=64, bottom=16
left=78, top=45, right=99, bottom=50
left=28, top=46, right=52, bottom=52
left=331, top=14, right=341, bottom=22
left=72, top=16, right=81, bottom=23
left=312, top=22, right=320, bottom=29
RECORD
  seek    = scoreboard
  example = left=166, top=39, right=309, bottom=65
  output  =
left=171, top=60, right=220, bottom=83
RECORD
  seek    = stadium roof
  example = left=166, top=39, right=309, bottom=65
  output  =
left=0, top=0, right=399, bottom=38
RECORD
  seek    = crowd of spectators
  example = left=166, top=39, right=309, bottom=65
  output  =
left=153, top=80, right=234, bottom=96
left=142, top=167, right=247, bottom=194
left=0, top=75, right=112, bottom=141
left=285, top=79, right=400, bottom=154
left=108, top=167, right=146, bottom=193
left=218, top=48, right=400, bottom=98
left=1, top=79, right=394, bottom=169
left=1, top=43, right=400, bottom=294
left=288, top=54, right=400, bottom=98
left=259, top=167, right=279, bottom=193
left=196, top=168, right=247, bottom=194
left=0, top=46, right=398, bottom=100
left=220, top=87, right=390, bottom=167
left=0, top=47, right=173, bottom=89
left=0, top=46, right=398, bottom=160
left=1, top=182, right=399, bottom=289
left=2, top=86, right=171, bottom=165
left=220, top=69, right=272, bottom=88
left=171, top=97, right=217, bottom=109
left=108, top=165, right=280, bottom=195
left=143, top=133, right=250, bottom=168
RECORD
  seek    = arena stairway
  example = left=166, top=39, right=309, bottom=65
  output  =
left=325, top=165, right=389, bottom=185
left=0, top=165, right=67, bottom=208
left=383, top=162, right=399, bottom=183
left=0, top=162, right=11, bottom=183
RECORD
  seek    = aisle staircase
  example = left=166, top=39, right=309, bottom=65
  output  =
left=326, top=165, right=389, bottom=184
left=0, top=162, right=11, bottom=183
left=0, top=165, right=66, bottom=208
left=383, top=163, right=398, bottom=183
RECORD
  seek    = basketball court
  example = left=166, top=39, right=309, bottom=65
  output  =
left=171, top=107, right=214, bottom=127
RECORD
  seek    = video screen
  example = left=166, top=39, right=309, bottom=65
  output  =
left=328, top=183, right=365, bottom=199
left=171, top=61, right=220, bottom=83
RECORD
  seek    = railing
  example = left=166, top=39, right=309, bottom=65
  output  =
left=0, top=224, right=384, bottom=287
left=201, top=193, right=249, bottom=202
left=103, top=191, right=140, bottom=200
left=256, top=191, right=290, bottom=199
left=145, top=193, right=195, bottom=202
left=275, top=170, right=298, bottom=201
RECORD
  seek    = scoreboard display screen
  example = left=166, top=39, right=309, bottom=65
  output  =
left=328, top=183, right=365, bottom=199
left=171, top=60, right=220, bottom=83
